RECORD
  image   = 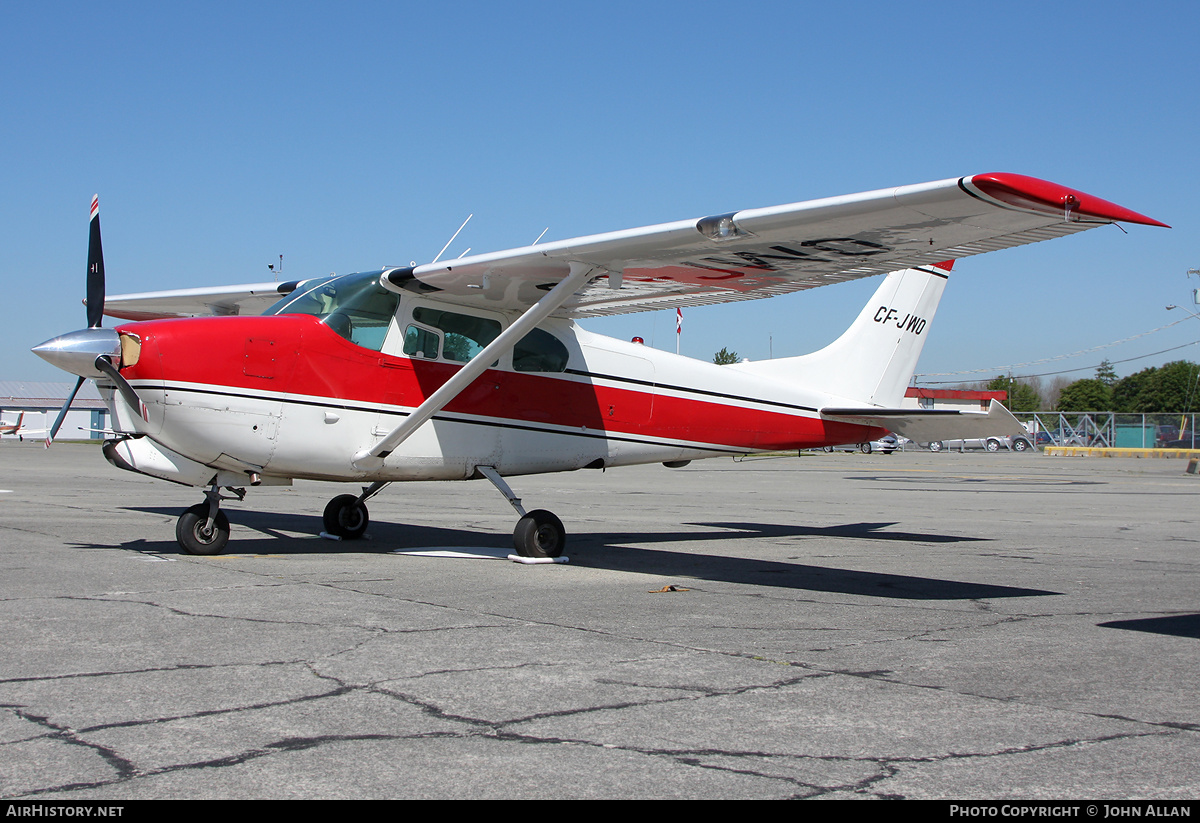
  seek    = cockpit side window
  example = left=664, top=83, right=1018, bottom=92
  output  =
left=411, top=306, right=501, bottom=363
left=402, top=324, right=440, bottom=359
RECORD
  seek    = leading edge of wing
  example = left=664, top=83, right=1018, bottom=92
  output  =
left=101, top=281, right=299, bottom=321
left=394, top=173, right=1166, bottom=316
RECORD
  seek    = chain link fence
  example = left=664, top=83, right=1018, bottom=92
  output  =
left=1013, top=412, right=1200, bottom=449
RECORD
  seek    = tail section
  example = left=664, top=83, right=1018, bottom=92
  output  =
left=733, top=262, right=951, bottom=407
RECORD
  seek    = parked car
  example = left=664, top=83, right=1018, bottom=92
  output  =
left=822, top=434, right=901, bottom=454
left=922, top=435, right=1033, bottom=452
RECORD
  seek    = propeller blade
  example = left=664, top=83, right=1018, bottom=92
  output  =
left=86, top=194, right=105, bottom=328
left=93, top=355, right=148, bottom=423
left=45, top=376, right=85, bottom=448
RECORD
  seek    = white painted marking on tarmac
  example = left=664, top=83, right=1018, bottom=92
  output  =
left=392, top=547, right=510, bottom=560
left=508, top=554, right=569, bottom=564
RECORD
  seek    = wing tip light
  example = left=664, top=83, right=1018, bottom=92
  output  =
left=968, top=173, right=1169, bottom=228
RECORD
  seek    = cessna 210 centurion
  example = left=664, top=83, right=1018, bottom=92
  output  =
left=33, top=175, right=1166, bottom=556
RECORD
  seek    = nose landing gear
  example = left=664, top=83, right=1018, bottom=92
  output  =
left=176, top=484, right=244, bottom=555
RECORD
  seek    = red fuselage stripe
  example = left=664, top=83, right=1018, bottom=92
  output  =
left=119, top=315, right=878, bottom=450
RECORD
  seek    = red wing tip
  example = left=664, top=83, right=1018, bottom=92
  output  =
left=968, top=173, right=1169, bottom=228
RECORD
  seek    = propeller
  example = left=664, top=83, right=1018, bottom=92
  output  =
left=86, top=194, right=105, bottom=329
left=45, top=376, right=86, bottom=448
left=35, top=195, right=145, bottom=445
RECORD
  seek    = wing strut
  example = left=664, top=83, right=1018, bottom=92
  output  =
left=351, top=263, right=600, bottom=471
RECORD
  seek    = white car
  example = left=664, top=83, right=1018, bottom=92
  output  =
left=924, top=435, right=1033, bottom=452
left=822, top=434, right=901, bottom=454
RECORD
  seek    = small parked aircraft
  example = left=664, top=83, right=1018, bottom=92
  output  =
left=33, top=177, right=1166, bottom=556
left=0, top=413, right=28, bottom=439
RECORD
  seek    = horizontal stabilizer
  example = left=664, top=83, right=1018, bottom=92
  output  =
left=821, top=399, right=1026, bottom=443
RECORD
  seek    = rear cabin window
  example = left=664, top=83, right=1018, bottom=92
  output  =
left=513, top=328, right=569, bottom=372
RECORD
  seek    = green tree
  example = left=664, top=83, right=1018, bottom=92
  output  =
left=1096, top=359, right=1117, bottom=387
left=713, top=347, right=740, bottom=365
left=986, top=375, right=1041, bottom=412
left=1111, top=366, right=1154, bottom=412
left=1111, top=361, right=1200, bottom=412
left=1057, top=378, right=1113, bottom=411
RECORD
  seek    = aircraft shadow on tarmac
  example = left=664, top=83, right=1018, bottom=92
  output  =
left=1098, top=614, right=1200, bottom=640
left=69, top=508, right=1059, bottom=602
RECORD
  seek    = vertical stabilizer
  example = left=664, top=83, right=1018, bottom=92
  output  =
left=732, top=263, right=950, bottom=407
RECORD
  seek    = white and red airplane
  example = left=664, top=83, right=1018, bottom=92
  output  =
left=33, top=176, right=1166, bottom=556
left=0, top=413, right=27, bottom=438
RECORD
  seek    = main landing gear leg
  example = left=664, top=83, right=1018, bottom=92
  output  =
left=176, top=484, right=244, bottom=556
left=322, top=481, right=389, bottom=540
left=477, top=466, right=566, bottom=559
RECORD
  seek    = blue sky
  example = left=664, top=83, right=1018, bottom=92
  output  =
left=4, top=1, right=1197, bottom=385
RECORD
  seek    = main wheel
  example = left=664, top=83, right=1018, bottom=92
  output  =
left=323, top=494, right=369, bottom=540
left=513, top=509, right=566, bottom=558
left=985, top=438, right=1002, bottom=452
left=927, top=441, right=944, bottom=452
left=177, top=504, right=230, bottom=556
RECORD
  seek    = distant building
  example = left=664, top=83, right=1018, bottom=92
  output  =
left=904, top=387, right=1007, bottom=412
left=0, top=381, right=107, bottom=440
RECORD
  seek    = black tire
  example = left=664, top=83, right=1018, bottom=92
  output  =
left=822, top=446, right=834, bottom=453
left=985, top=438, right=1001, bottom=452
left=177, top=504, right=230, bottom=556
left=859, top=442, right=872, bottom=454
left=323, top=494, right=369, bottom=540
left=513, top=509, right=566, bottom=558
left=1012, top=438, right=1031, bottom=452
left=927, top=441, right=944, bottom=452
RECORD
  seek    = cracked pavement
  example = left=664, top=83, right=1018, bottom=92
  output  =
left=1, top=443, right=1197, bottom=798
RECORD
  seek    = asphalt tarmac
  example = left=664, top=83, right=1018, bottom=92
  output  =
left=1, top=442, right=1197, bottom=799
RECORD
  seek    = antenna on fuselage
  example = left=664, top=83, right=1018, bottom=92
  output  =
left=431, top=214, right=473, bottom=263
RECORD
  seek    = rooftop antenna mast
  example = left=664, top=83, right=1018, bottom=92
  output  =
left=267, top=254, right=282, bottom=282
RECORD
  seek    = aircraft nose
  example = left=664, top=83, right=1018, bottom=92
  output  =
left=32, top=327, right=121, bottom=378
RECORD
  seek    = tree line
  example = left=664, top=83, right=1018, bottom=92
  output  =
left=983, top=360, right=1200, bottom=413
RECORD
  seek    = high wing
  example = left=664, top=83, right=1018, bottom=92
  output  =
left=102, top=173, right=1165, bottom=321
left=101, top=281, right=301, bottom=321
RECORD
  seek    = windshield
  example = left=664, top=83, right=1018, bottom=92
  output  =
left=265, top=271, right=400, bottom=351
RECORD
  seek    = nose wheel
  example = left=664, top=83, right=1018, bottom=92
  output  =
left=177, top=504, right=230, bottom=555
left=176, top=484, right=243, bottom=555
